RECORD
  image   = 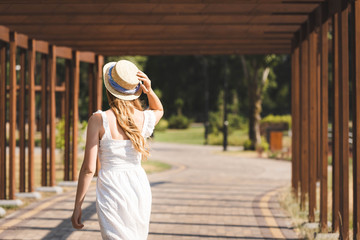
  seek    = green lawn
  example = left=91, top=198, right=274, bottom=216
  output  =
left=153, top=125, right=251, bottom=146
left=153, top=125, right=206, bottom=145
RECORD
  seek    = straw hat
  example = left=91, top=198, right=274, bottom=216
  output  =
left=103, top=60, right=142, bottom=100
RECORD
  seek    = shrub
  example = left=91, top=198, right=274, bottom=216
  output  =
left=256, top=136, right=269, bottom=152
left=155, top=119, right=169, bottom=132
left=56, top=118, right=87, bottom=151
left=168, top=115, right=191, bottom=129
left=261, top=114, right=292, bottom=128
left=243, top=139, right=253, bottom=150
left=209, top=112, right=246, bottom=135
left=208, top=133, right=246, bottom=146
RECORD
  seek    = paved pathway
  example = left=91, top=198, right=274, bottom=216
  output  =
left=0, top=142, right=302, bottom=239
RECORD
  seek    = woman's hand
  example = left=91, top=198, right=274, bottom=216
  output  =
left=71, top=207, right=84, bottom=229
left=137, top=71, right=152, bottom=94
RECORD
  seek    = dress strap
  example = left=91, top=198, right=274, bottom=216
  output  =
left=93, top=110, right=112, bottom=140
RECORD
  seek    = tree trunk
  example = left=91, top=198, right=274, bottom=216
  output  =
left=241, top=55, right=270, bottom=149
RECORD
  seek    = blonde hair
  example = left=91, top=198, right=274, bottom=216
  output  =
left=105, top=90, right=149, bottom=161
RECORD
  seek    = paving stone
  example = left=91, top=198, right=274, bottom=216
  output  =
left=0, top=142, right=301, bottom=239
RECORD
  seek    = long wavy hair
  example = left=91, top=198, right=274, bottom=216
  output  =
left=105, top=90, right=149, bottom=161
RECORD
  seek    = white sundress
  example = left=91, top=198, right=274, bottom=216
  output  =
left=93, top=109, right=156, bottom=240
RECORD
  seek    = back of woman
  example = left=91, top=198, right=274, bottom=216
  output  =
left=71, top=60, right=164, bottom=240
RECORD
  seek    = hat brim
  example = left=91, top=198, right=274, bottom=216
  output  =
left=103, top=62, right=142, bottom=101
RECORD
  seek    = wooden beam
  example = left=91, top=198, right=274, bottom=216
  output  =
left=64, top=60, right=71, bottom=181
left=35, top=40, right=49, bottom=54
left=95, top=55, right=103, bottom=111
left=17, top=33, right=28, bottom=49
left=99, top=48, right=291, bottom=56
left=0, top=25, right=10, bottom=43
left=94, top=55, right=103, bottom=177
left=299, top=23, right=309, bottom=211
left=0, top=0, right=326, bottom=4
left=291, top=37, right=300, bottom=201
left=41, top=54, right=48, bottom=186
left=331, top=5, right=340, bottom=232
left=19, top=48, right=26, bottom=193
left=72, top=50, right=80, bottom=181
left=49, top=45, right=56, bottom=186
left=56, top=46, right=72, bottom=59
left=308, top=14, right=317, bottom=223
left=319, top=4, right=329, bottom=234
left=351, top=1, right=360, bottom=239
left=9, top=31, right=17, bottom=200
left=338, top=2, right=349, bottom=239
left=50, top=39, right=291, bottom=47
left=0, top=42, right=6, bottom=199
left=27, top=39, right=36, bottom=193
left=88, top=64, right=94, bottom=117
left=79, top=51, right=95, bottom=64
left=0, top=13, right=308, bottom=25
left=27, top=33, right=295, bottom=41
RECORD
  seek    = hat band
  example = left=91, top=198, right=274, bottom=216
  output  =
left=108, top=64, right=140, bottom=95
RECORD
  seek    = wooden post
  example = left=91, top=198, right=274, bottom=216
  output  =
left=0, top=42, right=6, bottom=199
left=49, top=45, right=56, bottom=187
left=308, top=16, right=318, bottom=222
left=332, top=3, right=341, bottom=232
left=41, top=54, right=48, bottom=186
left=28, top=39, right=36, bottom=192
left=95, top=55, right=104, bottom=111
left=300, top=24, right=309, bottom=210
left=319, top=3, right=329, bottom=233
left=9, top=32, right=17, bottom=200
left=88, top=63, right=94, bottom=117
left=72, top=51, right=80, bottom=181
left=291, top=35, right=300, bottom=200
left=338, top=2, right=350, bottom=239
left=64, top=60, right=71, bottom=181
left=94, top=55, right=103, bottom=176
left=351, top=1, right=360, bottom=239
left=19, top=49, right=26, bottom=193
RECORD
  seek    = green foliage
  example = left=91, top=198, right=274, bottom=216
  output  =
left=208, top=111, right=246, bottom=135
left=155, top=119, right=169, bottom=132
left=261, top=114, right=292, bottom=128
left=243, top=139, right=253, bottom=150
left=208, top=133, right=245, bottom=146
left=168, top=115, right=192, bottom=129
left=174, top=98, right=184, bottom=116
left=256, top=136, right=269, bottom=152
left=208, top=111, right=222, bottom=135
left=56, top=118, right=88, bottom=151
left=106, top=56, right=147, bottom=71
left=153, top=88, right=162, bottom=99
left=56, top=118, right=66, bottom=150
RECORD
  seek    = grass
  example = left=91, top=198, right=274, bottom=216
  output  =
left=279, top=166, right=354, bottom=239
left=142, top=160, right=172, bottom=174
left=153, top=125, right=205, bottom=145
left=153, top=124, right=251, bottom=146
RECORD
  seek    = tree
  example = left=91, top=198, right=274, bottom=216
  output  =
left=240, top=55, right=280, bottom=150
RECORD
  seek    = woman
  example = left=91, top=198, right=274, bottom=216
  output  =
left=71, top=60, right=163, bottom=239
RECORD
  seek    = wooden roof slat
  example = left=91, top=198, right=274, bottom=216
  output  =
left=0, top=0, right=325, bottom=55
left=1, top=3, right=319, bottom=14
left=0, top=14, right=308, bottom=25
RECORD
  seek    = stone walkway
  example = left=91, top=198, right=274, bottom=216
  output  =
left=0, top=142, right=302, bottom=240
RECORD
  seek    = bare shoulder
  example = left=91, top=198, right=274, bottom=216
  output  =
left=88, top=112, right=102, bottom=129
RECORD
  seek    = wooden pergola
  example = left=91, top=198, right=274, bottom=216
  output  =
left=0, top=0, right=359, bottom=239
